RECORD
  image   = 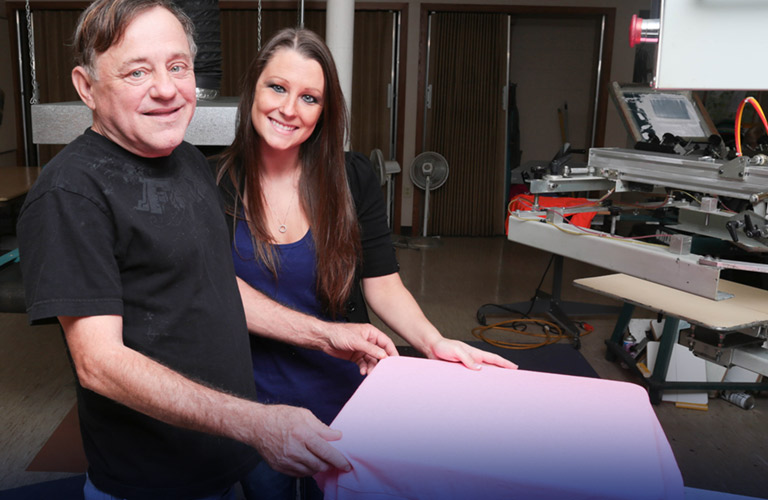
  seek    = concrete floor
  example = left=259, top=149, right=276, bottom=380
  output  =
left=1, top=237, right=767, bottom=497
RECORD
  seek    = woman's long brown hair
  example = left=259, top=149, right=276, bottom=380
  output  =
left=216, top=28, right=360, bottom=318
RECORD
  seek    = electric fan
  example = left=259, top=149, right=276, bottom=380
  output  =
left=409, top=151, right=449, bottom=247
left=369, top=148, right=401, bottom=228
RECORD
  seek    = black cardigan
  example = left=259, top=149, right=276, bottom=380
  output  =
left=215, top=151, right=399, bottom=324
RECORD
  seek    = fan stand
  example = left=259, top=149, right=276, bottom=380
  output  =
left=409, top=171, right=443, bottom=248
left=369, top=149, right=401, bottom=231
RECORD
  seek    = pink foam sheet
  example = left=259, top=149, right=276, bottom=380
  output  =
left=314, top=356, right=684, bottom=500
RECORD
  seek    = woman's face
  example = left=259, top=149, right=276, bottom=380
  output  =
left=251, top=48, right=325, bottom=155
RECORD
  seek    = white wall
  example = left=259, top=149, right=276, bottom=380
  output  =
left=509, top=17, right=601, bottom=163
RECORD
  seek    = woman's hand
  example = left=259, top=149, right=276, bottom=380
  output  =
left=428, top=338, right=518, bottom=370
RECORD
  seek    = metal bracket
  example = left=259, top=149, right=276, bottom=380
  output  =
left=719, top=156, right=749, bottom=181
left=698, top=256, right=768, bottom=274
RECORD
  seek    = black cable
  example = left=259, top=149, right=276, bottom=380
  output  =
left=523, top=253, right=555, bottom=317
left=476, top=254, right=557, bottom=325
left=477, top=303, right=530, bottom=319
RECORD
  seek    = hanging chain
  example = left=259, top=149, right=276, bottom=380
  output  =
left=257, top=0, right=262, bottom=51
left=24, top=0, right=39, bottom=105
left=24, top=0, right=40, bottom=105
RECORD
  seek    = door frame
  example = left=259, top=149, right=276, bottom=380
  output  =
left=413, top=3, right=615, bottom=235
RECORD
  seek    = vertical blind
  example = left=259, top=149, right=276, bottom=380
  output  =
left=425, top=12, right=508, bottom=236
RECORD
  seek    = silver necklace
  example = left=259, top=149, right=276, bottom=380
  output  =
left=265, top=188, right=297, bottom=234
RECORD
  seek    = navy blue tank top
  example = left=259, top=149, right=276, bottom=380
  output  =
left=232, top=217, right=365, bottom=424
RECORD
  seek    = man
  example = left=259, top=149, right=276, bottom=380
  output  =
left=16, top=0, right=396, bottom=498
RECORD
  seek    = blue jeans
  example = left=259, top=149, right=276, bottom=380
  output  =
left=240, top=461, right=323, bottom=500
left=83, top=473, right=238, bottom=500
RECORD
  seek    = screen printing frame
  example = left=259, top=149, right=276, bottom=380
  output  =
left=610, top=82, right=718, bottom=144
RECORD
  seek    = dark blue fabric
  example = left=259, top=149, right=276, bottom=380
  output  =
left=0, top=475, right=85, bottom=500
left=232, top=221, right=364, bottom=425
left=233, top=224, right=321, bottom=317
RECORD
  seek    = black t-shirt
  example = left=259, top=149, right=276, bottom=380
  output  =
left=18, top=129, right=259, bottom=499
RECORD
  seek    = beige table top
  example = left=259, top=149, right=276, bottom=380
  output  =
left=0, top=166, right=41, bottom=202
left=574, top=273, right=768, bottom=331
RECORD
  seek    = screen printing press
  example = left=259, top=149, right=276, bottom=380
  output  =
left=503, top=130, right=768, bottom=401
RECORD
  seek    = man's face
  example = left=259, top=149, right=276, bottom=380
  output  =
left=77, top=6, right=196, bottom=158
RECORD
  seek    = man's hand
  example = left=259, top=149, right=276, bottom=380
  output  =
left=251, top=405, right=351, bottom=477
left=237, top=278, right=398, bottom=374
left=428, top=338, right=518, bottom=370
left=319, top=322, right=399, bottom=375
left=58, top=315, right=356, bottom=479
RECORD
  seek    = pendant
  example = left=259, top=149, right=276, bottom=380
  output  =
left=279, top=224, right=287, bottom=233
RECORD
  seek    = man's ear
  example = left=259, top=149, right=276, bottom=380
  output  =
left=71, top=66, right=97, bottom=110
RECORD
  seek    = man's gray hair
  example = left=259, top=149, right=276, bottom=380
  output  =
left=73, top=0, right=197, bottom=78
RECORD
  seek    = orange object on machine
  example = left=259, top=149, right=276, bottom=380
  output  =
left=507, top=194, right=598, bottom=233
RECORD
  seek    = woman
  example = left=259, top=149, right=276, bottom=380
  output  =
left=216, top=27, right=516, bottom=499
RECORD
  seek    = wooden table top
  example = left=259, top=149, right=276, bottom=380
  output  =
left=574, top=273, right=768, bottom=331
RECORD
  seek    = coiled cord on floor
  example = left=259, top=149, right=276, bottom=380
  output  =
left=472, top=319, right=593, bottom=350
